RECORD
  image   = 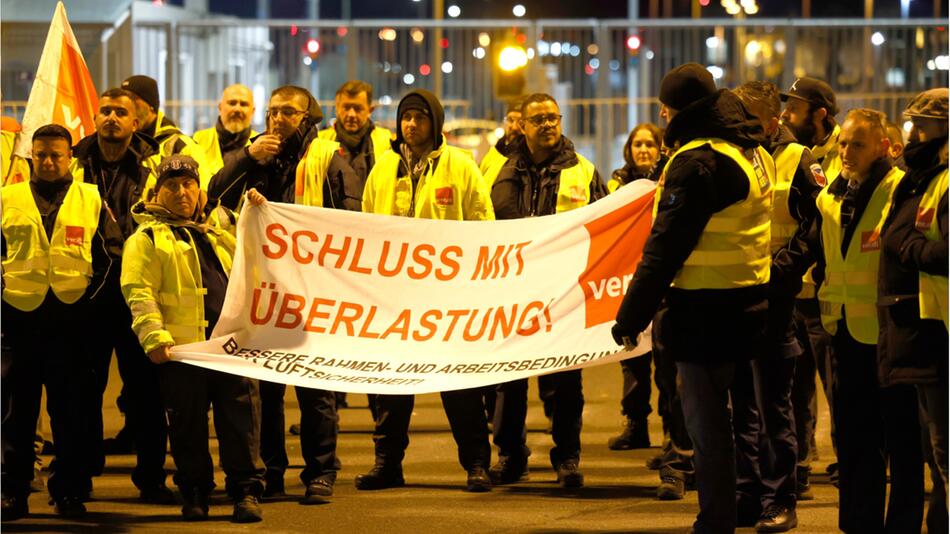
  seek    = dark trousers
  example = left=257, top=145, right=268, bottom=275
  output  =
left=732, top=356, right=798, bottom=509
left=259, top=381, right=340, bottom=484
left=89, top=283, right=167, bottom=490
left=653, top=306, right=693, bottom=469
left=619, top=352, right=652, bottom=421
left=372, top=388, right=491, bottom=471
left=677, top=361, right=738, bottom=534
left=832, top=324, right=923, bottom=533
left=158, top=362, right=264, bottom=498
left=791, top=297, right=835, bottom=468
left=1, top=298, right=95, bottom=500
left=918, top=382, right=949, bottom=486
left=494, top=370, right=583, bottom=468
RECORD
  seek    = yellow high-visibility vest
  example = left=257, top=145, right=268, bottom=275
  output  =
left=318, top=125, right=393, bottom=166
left=192, top=126, right=256, bottom=174
left=362, top=140, right=493, bottom=220
left=656, top=138, right=773, bottom=290
left=817, top=166, right=904, bottom=344
left=916, top=168, right=949, bottom=328
left=295, top=137, right=341, bottom=207
left=2, top=180, right=101, bottom=311
left=479, top=145, right=508, bottom=186
left=122, top=216, right=235, bottom=354
left=554, top=154, right=597, bottom=213
left=799, top=127, right=842, bottom=299
left=770, top=143, right=807, bottom=252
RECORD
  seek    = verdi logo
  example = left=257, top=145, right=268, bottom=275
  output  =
left=577, top=190, right=654, bottom=328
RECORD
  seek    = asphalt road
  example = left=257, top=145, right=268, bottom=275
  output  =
left=6, top=356, right=925, bottom=533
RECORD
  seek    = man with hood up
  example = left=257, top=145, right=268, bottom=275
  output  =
left=489, top=93, right=607, bottom=490
left=122, top=155, right=265, bottom=523
left=612, top=63, right=773, bottom=534
left=210, top=85, right=362, bottom=505
left=358, top=88, right=495, bottom=493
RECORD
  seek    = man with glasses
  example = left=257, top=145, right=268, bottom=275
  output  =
left=480, top=96, right=526, bottom=185
left=489, top=92, right=607, bottom=489
left=208, top=85, right=361, bottom=506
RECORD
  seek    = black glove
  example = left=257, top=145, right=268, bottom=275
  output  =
left=611, top=323, right=640, bottom=350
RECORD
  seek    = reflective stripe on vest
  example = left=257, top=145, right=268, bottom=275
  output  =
left=816, top=166, right=903, bottom=343
left=916, top=168, right=949, bottom=327
left=295, top=138, right=340, bottom=207
left=1, top=180, right=100, bottom=311
left=192, top=127, right=257, bottom=174
left=656, top=138, right=773, bottom=290
left=555, top=155, right=596, bottom=214
left=771, top=143, right=807, bottom=252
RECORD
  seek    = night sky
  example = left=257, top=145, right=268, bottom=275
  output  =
left=205, top=0, right=941, bottom=19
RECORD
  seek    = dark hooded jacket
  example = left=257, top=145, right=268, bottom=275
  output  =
left=877, top=137, right=949, bottom=386
left=614, top=89, right=770, bottom=363
left=208, top=104, right=362, bottom=212
left=72, top=131, right=159, bottom=240
left=490, top=135, right=607, bottom=219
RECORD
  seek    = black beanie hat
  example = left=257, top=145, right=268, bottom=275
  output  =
left=122, top=75, right=160, bottom=111
left=398, top=93, right=430, bottom=121
left=659, top=63, right=717, bottom=112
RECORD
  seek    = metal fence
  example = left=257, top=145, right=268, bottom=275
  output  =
left=4, top=17, right=948, bottom=174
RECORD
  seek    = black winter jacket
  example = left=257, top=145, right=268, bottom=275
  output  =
left=877, top=137, right=949, bottom=386
left=614, top=89, right=770, bottom=363
left=490, top=136, right=607, bottom=219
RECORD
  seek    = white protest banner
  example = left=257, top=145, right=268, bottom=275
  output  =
left=172, top=180, right=656, bottom=394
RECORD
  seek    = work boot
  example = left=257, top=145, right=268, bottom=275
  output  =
left=180, top=488, right=209, bottom=521
left=262, top=475, right=286, bottom=500
left=796, top=466, right=813, bottom=501
left=755, top=504, right=798, bottom=533
left=488, top=456, right=529, bottom=485
left=646, top=443, right=675, bottom=470
left=232, top=494, right=263, bottom=523
left=608, top=418, right=651, bottom=450
left=354, top=464, right=405, bottom=490
left=139, top=484, right=176, bottom=504
left=1, top=494, right=28, bottom=521
left=53, top=496, right=86, bottom=518
left=555, top=460, right=584, bottom=489
left=102, top=426, right=134, bottom=455
left=465, top=466, right=492, bottom=493
left=301, top=474, right=334, bottom=504
left=656, top=466, right=686, bottom=500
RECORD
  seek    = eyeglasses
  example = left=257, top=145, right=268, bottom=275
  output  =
left=523, top=114, right=562, bottom=127
left=267, top=107, right=307, bottom=119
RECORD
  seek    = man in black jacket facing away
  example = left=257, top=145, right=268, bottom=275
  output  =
left=613, top=64, right=772, bottom=534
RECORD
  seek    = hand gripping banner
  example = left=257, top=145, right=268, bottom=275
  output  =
left=172, top=180, right=656, bottom=394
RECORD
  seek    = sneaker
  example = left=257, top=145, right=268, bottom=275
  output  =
left=1, top=495, right=28, bottom=521
left=555, top=460, right=584, bottom=489
left=755, top=504, right=798, bottom=533
left=608, top=418, right=651, bottom=450
left=465, top=466, right=492, bottom=493
left=262, top=476, right=286, bottom=499
left=232, top=494, right=263, bottom=523
left=53, top=496, right=86, bottom=518
left=181, top=488, right=209, bottom=521
left=301, top=474, right=334, bottom=504
left=488, top=456, right=529, bottom=485
left=354, top=465, right=405, bottom=490
left=140, top=484, right=176, bottom=504
left=796, top=466, right=813, bottom=501
left=656, top=466, right=686, bottom=500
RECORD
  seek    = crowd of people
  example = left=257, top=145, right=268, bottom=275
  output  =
left=0, top=63, right=946, bottom=534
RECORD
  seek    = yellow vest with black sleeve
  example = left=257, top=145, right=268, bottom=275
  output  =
left=192, top=126, right=257, bottom=174
left=362, top=139, right=494, bottom=221
left=318, top=125, right=393, bottom=166
left=770, top=142, right=807, bottom=252
left=295, top=137, right=342, bottom=207
left=479, top=145, right=508, bottom=186
left=1, top=180, right=101, bottom=311
left=916, top=168, right=949, bottom=328
left=816, top=167, right=904, bottom=344
left=655, top=138, right=773, bottom=290
left=121, top=215, right=236, bottom=354
left=554, top=154, right=597, bottom=213
left=798, top=128, right=842, bottom=299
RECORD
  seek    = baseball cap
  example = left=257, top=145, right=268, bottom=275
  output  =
left=780, top=77, right=839, bottom=116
